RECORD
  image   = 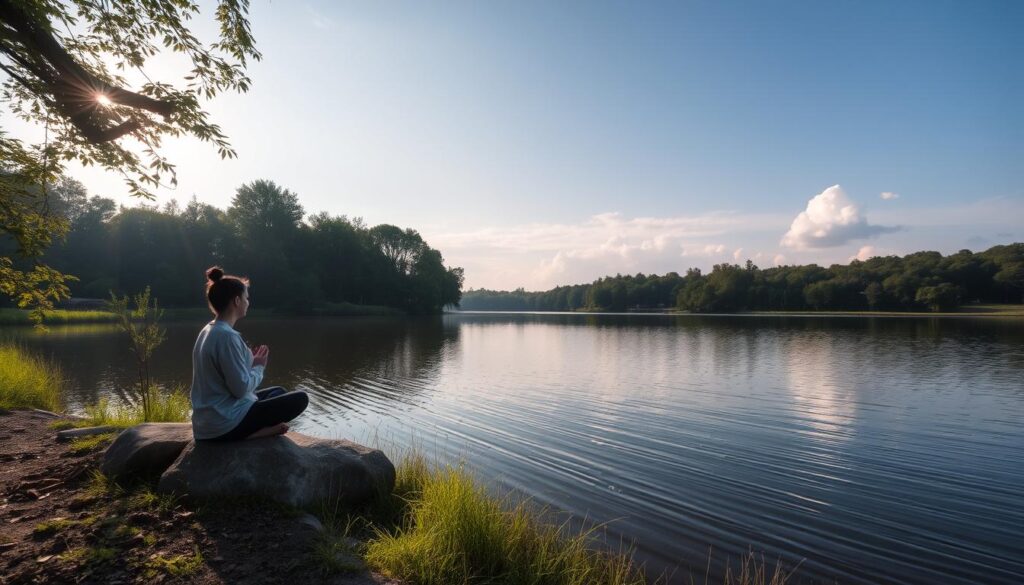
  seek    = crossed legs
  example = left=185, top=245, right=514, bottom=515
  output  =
left=208, top=387, right=309, bottom=441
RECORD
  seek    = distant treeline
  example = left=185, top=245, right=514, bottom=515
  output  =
left=1, top=178, right=463, bottom=314
left=460, top=245, right=1024, bottom=313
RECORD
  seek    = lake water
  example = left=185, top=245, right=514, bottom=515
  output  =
left=4, top=313, right=1023, bottom=584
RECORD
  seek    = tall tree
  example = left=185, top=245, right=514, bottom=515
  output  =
left=227, top=179, right=304, bottom=305
left=369, top=224, right=425, bottom=276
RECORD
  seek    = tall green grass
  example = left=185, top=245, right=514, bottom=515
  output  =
left=80, top=388, right=191, bottom=428
left=0, top=308, right=120, bottom=326
left=363, top=455, right=649, bottom=585
left=355, top=454, right=791, bottom=585
left=0, top=344, right=63, bottom=411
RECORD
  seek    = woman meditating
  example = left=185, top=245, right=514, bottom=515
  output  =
left=190, top=266, right=308, bottom=441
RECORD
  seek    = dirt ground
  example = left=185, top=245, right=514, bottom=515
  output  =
left=0, top=408, right=400, bottom=585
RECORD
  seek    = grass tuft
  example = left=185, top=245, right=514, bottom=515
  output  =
left=84, top=469, right=125, bottom=500
left=60, top=545, right=118, bottom=565
left=48, top=420, right=77, bottom=431
left=143, top=546, right=204, bottom=578
left=0, top=344, right=63, bottom=411
left=128, top=485, right=179, bottom=515
left=33, top=517, right=77, bottom=537
left=69, top=432, right=117, bottom=454
left=364, top=459, right=648, bottom=585
left=312, top=528, right=365, bottom=575
left=721, top=552, right=793, bottom=585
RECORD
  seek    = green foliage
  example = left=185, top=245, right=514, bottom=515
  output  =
left=915, top=283, right=963, bottom=312
left=68, top=432, right=117, bottom=454
left=10, top=180, right=464, bottom=314
left=1, top=1, right=258, bottom=321
left=461, top=244, right=1024, bottom=313
left=0, top=343, right=63, bottom=411
left=364, top=460, right=649, bottom=585
left=108, top=286, right=166, bottom=420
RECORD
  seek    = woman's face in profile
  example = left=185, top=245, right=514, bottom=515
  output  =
left=238, top=286, right=250, bottom=316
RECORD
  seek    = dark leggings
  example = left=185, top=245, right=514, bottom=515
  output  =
left=204, top=387, right=309, bottom=441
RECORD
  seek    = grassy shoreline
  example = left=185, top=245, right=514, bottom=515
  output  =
left=457, top=304, right=1024, bottom=318
left=0, top=302, right=402, bottom=326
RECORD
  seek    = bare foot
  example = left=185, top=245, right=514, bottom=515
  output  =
left=245, top=423, right=289, bottom=440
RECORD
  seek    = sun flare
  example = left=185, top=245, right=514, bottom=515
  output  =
left=95, top=93, right=112, bottom=106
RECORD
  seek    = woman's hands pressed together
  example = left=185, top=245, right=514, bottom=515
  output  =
left=252, top=344, right=270, bottom=368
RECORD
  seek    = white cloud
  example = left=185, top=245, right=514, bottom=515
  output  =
left=781, top=185, right=898, bottom=249
left=427, top=209, right=786, bottom=289
left=850, top=245, right=876, bottom=262
left=880, top=191, right=900, bottom=200
left=425, top=193, right=1020, bottom=290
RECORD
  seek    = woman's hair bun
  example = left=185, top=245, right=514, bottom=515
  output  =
left=206, top=266, right=224, bottom=283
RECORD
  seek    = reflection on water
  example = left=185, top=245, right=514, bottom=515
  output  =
left=3, top=313, right=1023, bottom=584
left=785, top=333, right=857, bottom=445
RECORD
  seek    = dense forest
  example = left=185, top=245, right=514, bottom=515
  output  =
left=460, top=244, right=1024, bottom=313
left=0, top=178, right=463, bottom=314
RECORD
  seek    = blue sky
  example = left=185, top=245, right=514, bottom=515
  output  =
left=7, top=1, right=1023, bottom=289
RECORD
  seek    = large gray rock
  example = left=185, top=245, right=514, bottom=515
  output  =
left=157, top=433, right=395, bottom=509
left=101, top=423, right=193, bottom=480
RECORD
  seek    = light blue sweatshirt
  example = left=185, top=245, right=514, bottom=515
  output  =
left=189, top=320, right=265, bottom=439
